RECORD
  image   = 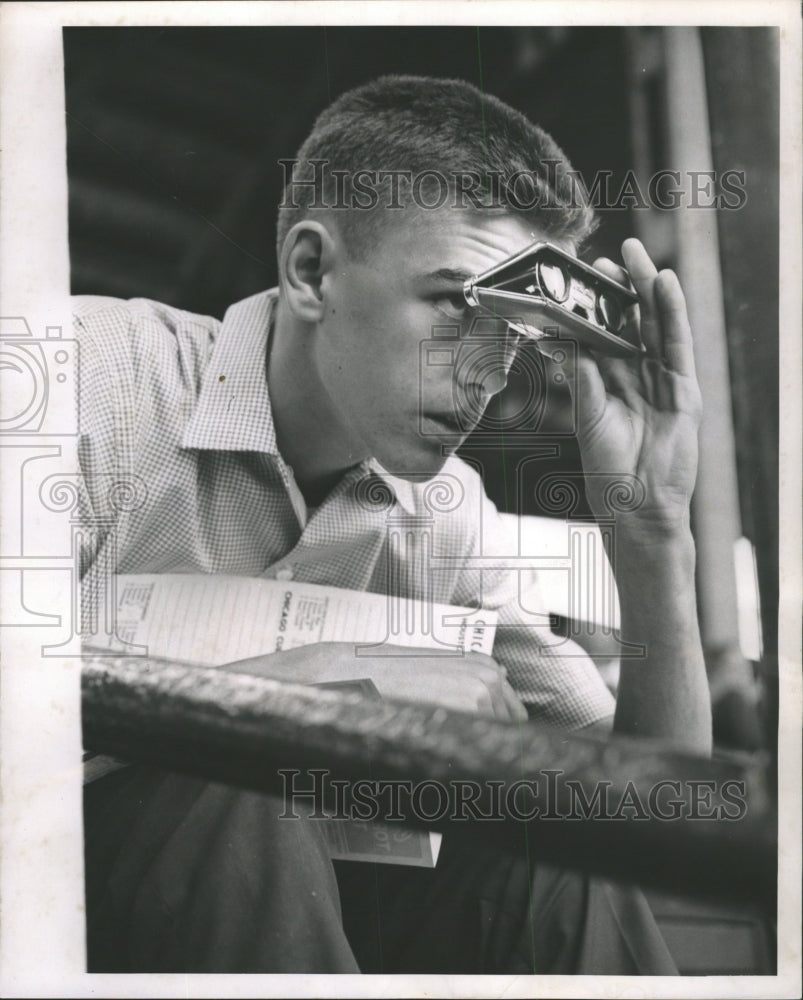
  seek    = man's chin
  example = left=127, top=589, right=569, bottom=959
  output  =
left=375, top=438, right=457, bottom=482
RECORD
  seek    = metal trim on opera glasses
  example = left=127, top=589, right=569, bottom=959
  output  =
left=464, top=241, right=644, bottom=357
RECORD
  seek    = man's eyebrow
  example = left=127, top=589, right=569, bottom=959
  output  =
left=417, top=267, right=475, bottom=283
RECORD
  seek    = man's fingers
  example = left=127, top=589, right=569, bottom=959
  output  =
left=464, top=653, right=526, bottom=721
left=546, top=341, right=608, bottom=426
left=620, top=237, right=659, bottom=289
left=502, top=684, right=529, bottom=722
left=591, top=256, right=630, bottom=288
left=595, top=243, right=695, bottom=376
left=487, top=681, right=523, bottom=722
left=593, top=250, right=654, bottom=358
left=620, top=238, right=662, bottom=356
left=654, top=269, right=697, bottom=376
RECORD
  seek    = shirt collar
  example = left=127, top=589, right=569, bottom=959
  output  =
left=364, top=459, right=419, bottom=516
left=181, top=289, right=421, bottom=517
left=181, top=290, right=280, bottom=454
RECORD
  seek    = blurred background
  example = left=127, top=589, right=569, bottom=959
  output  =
left=63, top=24, right=780, bottom=973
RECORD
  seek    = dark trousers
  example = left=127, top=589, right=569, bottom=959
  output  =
left=84, top=765, right=677, bottom=974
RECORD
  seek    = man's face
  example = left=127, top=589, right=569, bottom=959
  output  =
left=314, top=206, right=548, bottom=478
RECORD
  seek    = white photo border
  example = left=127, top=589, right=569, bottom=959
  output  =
left=0, top=2, right=800, bottom=998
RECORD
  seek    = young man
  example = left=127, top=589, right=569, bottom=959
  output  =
left=79, top=75, right=710, bottom=973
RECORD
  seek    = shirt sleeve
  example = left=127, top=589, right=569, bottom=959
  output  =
left=450, top=471, right=615, bottom=730
left=73, top=296, right=135, bottom=578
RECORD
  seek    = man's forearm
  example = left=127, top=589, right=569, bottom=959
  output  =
left=612, top=526, right=712, bottom=755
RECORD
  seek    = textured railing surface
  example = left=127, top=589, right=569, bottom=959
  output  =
left=82, top=655, right=776, bottom=903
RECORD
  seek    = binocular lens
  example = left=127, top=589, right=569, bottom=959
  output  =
left=596, top=292, right=624, bottom=333
left=536, top=261, right=569, bottom=303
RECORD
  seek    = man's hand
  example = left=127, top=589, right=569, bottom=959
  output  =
left=555, top=238, right=702, bottom=537
left=548, top=238, right=712, bottom=754
left=220, top=642, right=528, bottom=722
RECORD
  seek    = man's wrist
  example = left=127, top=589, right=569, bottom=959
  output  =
left=612, top=510, right=695, bottom=551
left=611, top=517, right=697, bottom=588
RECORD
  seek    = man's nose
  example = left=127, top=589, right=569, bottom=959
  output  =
left=476, top=364, right=509, bottom=398
left=457, top=336, right=519, bottom=402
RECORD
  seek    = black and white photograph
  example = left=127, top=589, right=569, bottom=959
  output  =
left=0, top=2, right=800, bottom=997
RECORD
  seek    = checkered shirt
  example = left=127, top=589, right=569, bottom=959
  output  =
left=74, top=290, right=614, bottom=729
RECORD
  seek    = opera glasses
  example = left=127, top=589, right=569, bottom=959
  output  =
left=464, top=242, right=644, bottom=357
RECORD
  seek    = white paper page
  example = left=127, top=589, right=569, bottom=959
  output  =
left=94, top=572, right=497, bottom=661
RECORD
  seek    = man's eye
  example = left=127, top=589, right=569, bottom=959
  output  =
left=434, top=294, right=469, bottom=319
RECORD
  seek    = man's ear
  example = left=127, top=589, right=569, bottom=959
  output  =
left=279, top=221, right=337, bottom=323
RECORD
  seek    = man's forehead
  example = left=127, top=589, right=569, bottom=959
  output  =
left=384, top=205, right=543, bottom=276
left=356, top=206, right=544, bottom=281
